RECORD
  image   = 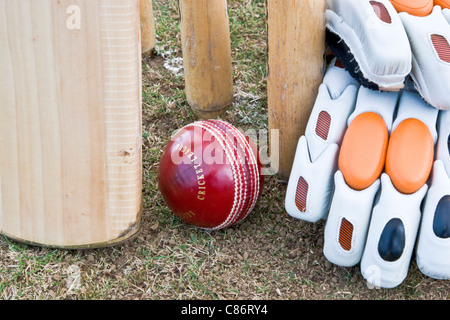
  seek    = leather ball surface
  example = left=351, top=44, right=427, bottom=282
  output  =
left=158, top=120, right=263, bottom=230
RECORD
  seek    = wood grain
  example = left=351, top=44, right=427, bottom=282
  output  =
left=179, top=0, right=234, bottom=119
left=267, top=0, right=326, bottom=181
left=0, top=0, right=142, bottom=248
left=140, top=0, right=155, bottom=54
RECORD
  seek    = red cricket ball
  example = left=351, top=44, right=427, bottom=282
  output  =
left=158, top=120, right=263, bottom=230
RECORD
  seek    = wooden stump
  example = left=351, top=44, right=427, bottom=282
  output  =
left=179, top=0, right=234, bottom=119
left=140, top=0, right=156, bottom=55
left=267, top=0, right=326, bottom=181
left=0, top=0, right=143, bottom=248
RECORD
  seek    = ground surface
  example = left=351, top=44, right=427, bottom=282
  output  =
left=0, top=0, right=448, bottom=300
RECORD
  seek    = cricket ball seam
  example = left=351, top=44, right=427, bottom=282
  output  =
left=214, top=120, right=261, bottom=225
left=198, top=121, right=244, bottom=230
left=190, top=121, right=241, bottom=230
left=207, top=120, right=250, bottom=228
left=214, top=119, right=260, bottom=225
left=213, top=120, right=261, bottom=223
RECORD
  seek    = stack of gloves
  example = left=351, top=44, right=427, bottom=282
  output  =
left=285, top=0, right=450, bottom=289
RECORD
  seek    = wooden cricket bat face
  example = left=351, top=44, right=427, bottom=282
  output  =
left=0, top=0, right=142, bottom=248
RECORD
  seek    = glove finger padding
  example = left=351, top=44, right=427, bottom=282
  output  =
left=285, top=59, right=359, bottom=223
left=437, top=1, right=450, bottom=10
left=325, top=0, right=412, bottom=91
left=361, top=174, right=428, bottom=288
left=305, top=60, right=360, bottom=162
left=323, top=87, right=398, bottom=267
left=400, top=6, right=450, bottom=110
left=390, top=0, right=433, bottom=17
left=360, top=91, right=439, bottom=288
left=416, top=110, right=450, bottom=280
left=285, top=136, right=339, bottom=223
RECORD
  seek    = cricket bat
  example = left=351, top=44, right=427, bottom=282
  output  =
left=140, top=0, right=155, bottom=54
left=267, top=0, right=326, bottom=182
left=0, top=0, right=142, bottom=248
left=179, top=0, right=234, bottom=119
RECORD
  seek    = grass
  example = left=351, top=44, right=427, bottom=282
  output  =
left=0, top=0, right=448, bottom=301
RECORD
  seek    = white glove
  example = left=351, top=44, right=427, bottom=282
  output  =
left=360, top=91, right=439, bottom=288
left=287, top=0, right=450, bottom=289
left=285, top=59, right=359, bottom=222
left=325, top=0, right=412, bottom=91
left=400, top=6, right=450, bottom=110
left=323, top=87, right=398, bottom=267
left=416, top=110, right=450, bottom=280
left=287, top=85, right=441, bottom=288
